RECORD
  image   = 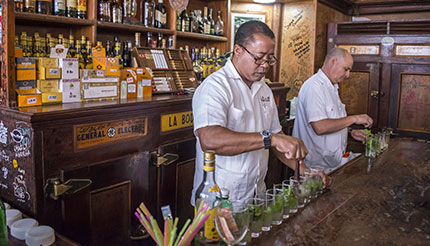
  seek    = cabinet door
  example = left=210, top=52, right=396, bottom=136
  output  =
left=339, top=62, right=381, bottom=127
left=157, top=138, right=196, bottom=227
left=56, top=152, right=155, bottom=246
left=389, top=64, right=430, bottom=139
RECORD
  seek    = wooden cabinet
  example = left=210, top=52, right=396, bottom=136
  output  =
left=328, top=20, right=430, bottom=139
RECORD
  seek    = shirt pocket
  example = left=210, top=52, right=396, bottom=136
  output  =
left=227, top=107, right=246, bottom=132
left=325, top=104, right=339, bottom=119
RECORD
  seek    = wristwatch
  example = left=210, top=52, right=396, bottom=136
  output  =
left=261, top=130, right=272, bottom=149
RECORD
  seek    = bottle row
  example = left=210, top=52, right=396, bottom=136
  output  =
left=15, top=0, right=88, bottom=18
left=176, top=7, right=224, bottom=36
left=184, top=46, right=224, bottom=83
left=98, top=0, right=167, bottom=28
left=16, top=31, right=174, bottom=69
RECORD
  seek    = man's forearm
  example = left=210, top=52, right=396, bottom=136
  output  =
left=311, top=116, right=355, bottom=135
left=197, top=126, right=264, bottom=155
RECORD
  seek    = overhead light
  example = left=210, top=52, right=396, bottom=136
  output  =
left=253, top=0, right=276, bottom=3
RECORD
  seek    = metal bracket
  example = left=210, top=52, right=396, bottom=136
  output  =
left=45, top=178, right=92, bottom=200
left=152, top=153, right=179, bottom=167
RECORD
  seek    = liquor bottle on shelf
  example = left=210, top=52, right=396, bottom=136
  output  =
left=98, top=0, right=108, bottom=21
left=146, top=32, right=152, bottom=47
left=176, top=11, right=181, bottom=31
left=142, top=0, right=155, bottom=27
left=77, top=0, right=87, bottom=19
left=192, top=48, right=203, bottom=83
left=167, top=36, right=173, bottom=49
left=114, top=41, right=124, bottom=69
left=27, top=36, right=34, bottom=57
left=202, top=7, right=210, bottom=35
left=66, top=0, right=77, bottom=18
left=106, top=40, right=113, bottom=57
left=154, top=0, right=166, bottom=28
left=74, top=41, right=85, bottom=69
left=195, top=10, right=204, bottom=34
left=85, top=41, right=93, bottom=69
left=215, top=11, right=224, bottom=36
left=135, top=32, right=141, bottom=47
left=58, top=34, right=64, bottom=45
left=15, top=0, right=24, bottom=12
left=67, top=35, right=76, bottom=58
left=124, top=0, right=137, bottom=18
left=208, top=47, right=215, bottom=75
left=194, top=151, right=221, bottom=244
left=200, top=47, right=208, bottom=79
left=20, top=35, right=28, bottom=57
left=36, top=0, right=52, bottom=15
left=24, top=0, right=36, bottom=13
left=122, top=41, right=131, bottom=67
left=215, top=48, right=222, bottom=71
left=157, top=33, right=163, bottom=48
left=15, top=36, right=20, bottom=48
left=111, top=0, right=123, bottom=23
left=181, top=9, right=190, bottom=32
left=208, top=8, right=215, bottom=35
left=54, top=0, right=66, bottom=16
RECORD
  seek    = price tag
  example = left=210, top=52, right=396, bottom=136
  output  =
left=136, top=68, right=143, bottom=74
left=142, top=79, right=152, bottom=86
left=27, top=98, right=37, bottom=104
left=127, top=77, right=134, bottom=83
left=49, top=68, right=59, bottom=75
left=128, top=84, right=136, bottom=93
left=96, top=70, right=105, bottom=77
left=48, top=95, right=57, bottom=101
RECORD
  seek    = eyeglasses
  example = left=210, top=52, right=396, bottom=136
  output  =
left=239, top=44, right=278, bottom=66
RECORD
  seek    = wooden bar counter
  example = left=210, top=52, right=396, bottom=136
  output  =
left=250, top=138, right=430, bottom=245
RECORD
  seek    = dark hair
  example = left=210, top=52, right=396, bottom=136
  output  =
left=234, top=21, right=275, bottom=47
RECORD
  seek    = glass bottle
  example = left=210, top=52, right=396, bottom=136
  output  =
left=195, top=151, right=221, bottom=244
left=176, top=11, right=181, bottom=31
left=74, top=41, right=85, bottom=69
left=111, top=0, right=123, bottom=23
left=124, top=0, right=137, bottom=18
left=188, top=10, right=194, bottom=33
left=215, top=48, right=222, bottom=71
left=114, top=41, right=124, bottom=69
left=15, top=0, right=24, bottom=12
left=202, top=7, right=210, bottom=35
left=142, top=0, right=154, bottom=27
left=122, top=40, right=130, bottom=67
left=192, top=47, right=203, bottom=83
left=181, top=9, right=189, bottom=32
left=208, top=8, right=215, bottom=35
left=0, top=200, right=8, bottom=246
left=67, top=35, right=76, bottom=58
left=36, top=0, right=52, bottom=15
left=21, top=36, right=29, bottom=57
left=58, top=34, right=64, bottom=45
left=15, top=35, right=20, bottom=49
left=106, top=40, right=112, bottom=57
left=195, top=10, right=204, bottom=34
left=215, top=10, right=224, bottom=36
left=157, top=33, right=163, bottom=48
left=134, top=32, right=141, bottom=47
left=98, top=0, right=106, bottom=21
left=85, top=41, right=93, bottom=69
left=24, top=0, right=36, bottom=13
left=77, top=0, right=87, bottom=19
left=154, top=0, right=166, bottom=28
left=27, top=36, right=34, bottom=57
left=54, top=0, right=66, bottom=16
left=146, top=32, right=152, bottom=47
left=66, top=0, right=77, bottom=17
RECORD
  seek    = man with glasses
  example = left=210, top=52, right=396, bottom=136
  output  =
left=292, top=47, right=373, bottom=173
left=191, top=21, right=326, bottom=205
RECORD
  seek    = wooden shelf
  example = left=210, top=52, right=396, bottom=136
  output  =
left=176, top=31, right=228, bottom=42
left=15, top=12, right=94, bottom=26
left=97, top=21, right=175, bottom=35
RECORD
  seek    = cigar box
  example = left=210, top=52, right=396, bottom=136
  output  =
left=16, top=58, right=36, bottom=81
left=106, top=58, right=120, bottom=76
left=37, top=80, right=59, bottom=93
left=37, top=58, right=61, bottom=80
left=61, top=79, right=81, bottom=103
left=16, top=80, right=37, bottom=90
left=81, top=78, right=119, bottom=102
left=16, top=88, right=42, bottom=107
left=41, top=92, right=62, bottom=104
left=59, top=58, right=79, bottom=79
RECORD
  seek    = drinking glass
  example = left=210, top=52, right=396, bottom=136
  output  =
left=281, top=180, right=298, bottom=214
left=267, top=188, right=283, bottom=225
left=215, top=201, right=249, bottom=246
left=256, top=193, right=274, bottom=232
left=274, top=184, right=289, bottom=219
left=247, top=198, right=263, bottom=238
left=304, top=169, right=323, bottom=199
left=290, top=177, right=310, bottom=208
left=365, top=136, right=377, bottom=158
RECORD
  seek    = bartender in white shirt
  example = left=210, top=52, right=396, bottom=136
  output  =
left=191, top=21, right=329, bottom=205
left=292, top=47, right=373, bottom=173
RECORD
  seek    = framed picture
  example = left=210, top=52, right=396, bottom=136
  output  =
left=230, top=12, right=267, bottom=51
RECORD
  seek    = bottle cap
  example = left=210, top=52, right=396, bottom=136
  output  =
left=204, top=151, right=215, bottom=161
left=11, top=218, right=39, bottom=240
left=25, top=226, right=55, bottom=246
left=221, top=188, right=230, bottom=198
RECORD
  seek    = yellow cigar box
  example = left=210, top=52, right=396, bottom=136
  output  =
left=92, top=45, right=106, bottom=57
left=120, top=69, right=138, bottom=99
left=37, top=58, right=61, bottom=80
left=16, top=58, right=36, bottom=81
left=37, top=80, right=59, bottom=93
left=41, top=92, right=62, bottom=104
left=93, top=57, right=107, bottom=71
left=16, top=88, right=42, bottom=107
left=16, top=80, right=36, bottom=90
left=106, top=58, right=120, bottom=76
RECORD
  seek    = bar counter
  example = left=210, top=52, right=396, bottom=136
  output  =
left=250, top=137, right=430, bottom=245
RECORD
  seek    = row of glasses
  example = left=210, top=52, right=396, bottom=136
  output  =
left=365, top=128, right=392, bottom=158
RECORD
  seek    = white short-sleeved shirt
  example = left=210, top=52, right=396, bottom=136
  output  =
left=292, top=69, right=347, bottom=172
left=191, top=59, right=282, bottom=206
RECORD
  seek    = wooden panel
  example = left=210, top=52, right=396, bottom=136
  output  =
left=176, top=160, right=195, bottom=227
left=397, top=74, right=430, bottom=132
left=90, top=181, right=131, bottom=245
left=340, top=71, right=370, bottom=115
left=279, top=1, right=315, bottom=100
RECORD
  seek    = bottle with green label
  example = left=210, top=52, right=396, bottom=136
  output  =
left=195, top=151, right=221, bottom=244
left=0, top=199, right=8, bottom=245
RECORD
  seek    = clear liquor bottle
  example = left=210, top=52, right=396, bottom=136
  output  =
left=208, top=8, right=215, bottom=35
left=181, top=9, right=190, bottom=32
left=202, top=7, right=210, bottom=35
left=142, top=0, right=155, bottom=27
left=15, top=0, right=24, bottom=12
left=54, top=0, right=66, bottom=16
left=66, top=0, right=77, bottom=17
left=215, top=11, right=224, bottom=36
left=111, top=0, right=123, bottom=23
left=85, top=41, right=93, bottom=69
left=195, top=151, right=221, bottom=243
left=24, top=0, right=36, bottom=13
left=36, top=0, right=52, bottom=15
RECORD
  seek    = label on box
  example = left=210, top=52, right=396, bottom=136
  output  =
left=142, top=79, right=152, bottom=86
left=49, top=68, right=59, bottom=75
left=128, top=84, right=136, bottom=93
left=51, top=44, right=68, bottom=58
left=127, top=77, right=134, bottom=83
left=16, top=80, right=36, bottom=90
left=27, top=98, right=37, bottom=105
left=61, top=58, right=79, bottom=79
left=136, top=68, right=143, bottom=74
left=84, top=85, right=118, bottom=99
left=48, top=95, right=57, bottom=101
left=96, top=70, right=105, bottom=77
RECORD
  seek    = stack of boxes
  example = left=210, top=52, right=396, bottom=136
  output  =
left=15, top=43, right=153, bottom=107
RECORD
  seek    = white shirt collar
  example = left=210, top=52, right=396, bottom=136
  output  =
left=318, top=69, right=339, bottom=91
left=224, top=59, right=265, bottom=95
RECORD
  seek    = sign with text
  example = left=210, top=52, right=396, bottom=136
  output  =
left=161, top=111, right=193, bottom=132
left=74, top=118, right=147, bottom=150
left=338, top=45, right=380, bottom=55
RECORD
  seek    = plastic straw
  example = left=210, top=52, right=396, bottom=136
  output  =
left=177, top=212, right=204, bottom=246
left=181, top=213, right=210, bottom=246
left=164, top=219, right=169, bottom=246
left=150, top=216, right=163, bottom=245
left=174, top=218, right=191, bottom=246
left=134, top=212, right=157, bottom=243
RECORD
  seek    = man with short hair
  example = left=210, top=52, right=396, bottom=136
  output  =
left=191, top=21, right=327, bottom=205
left=293, top=47, right=373, bottom=173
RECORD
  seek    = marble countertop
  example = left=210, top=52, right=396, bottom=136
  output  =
left=250, top=138, right=430, bottom=245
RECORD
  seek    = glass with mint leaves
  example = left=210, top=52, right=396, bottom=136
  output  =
left=282, top=180, right=298, bottom=214
left=256, top=193, right=274, bottom=232
left=266, top=189, right=283, bottom=226
left=247, top=198, right=264, bottom=238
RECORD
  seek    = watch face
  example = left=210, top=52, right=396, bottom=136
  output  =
left=262, top=130, right=271, bottom=137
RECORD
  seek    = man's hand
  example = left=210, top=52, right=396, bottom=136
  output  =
left=272, top=134, right=308, bottom=160
left=351, top=129, right=367, bottom=141
left=315, top=169, right=332, bottom=189
left=353, top=114, right=373, bottom=128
